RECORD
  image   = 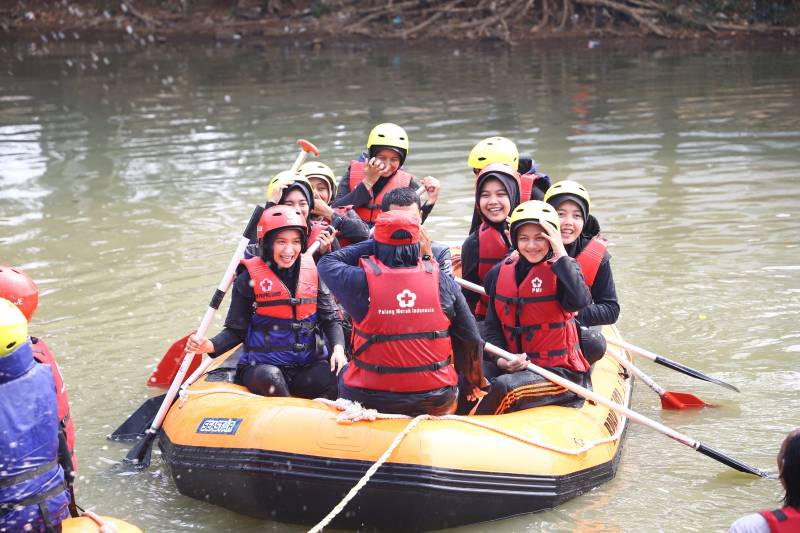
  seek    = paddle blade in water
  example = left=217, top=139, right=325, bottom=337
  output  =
left=695, top=443, right=767, bottom=477
left=660, top=391, right=716, bottom=410
left=653, top=356, right=740, bottom=393
left=147, top=334, right=200, bottom=388
left=123, top=431, right=156, bottom=470
left=109, top=394, right=166, bottom=442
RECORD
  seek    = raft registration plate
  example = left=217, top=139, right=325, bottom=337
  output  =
left=196, top=417, right=242, bottom=435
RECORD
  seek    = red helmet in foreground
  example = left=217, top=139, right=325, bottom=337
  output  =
left=0, top=266, right=38, bottom=322
left=257, top=205, right=308, bottom=251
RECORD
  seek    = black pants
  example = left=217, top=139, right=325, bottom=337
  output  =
left=474, top=360, right=587, bottom=415
left=338, top=364, right=457, bottom=416
left=236, top=361, right=337, bottom=400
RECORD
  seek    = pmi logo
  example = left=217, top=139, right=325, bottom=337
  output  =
left=531, top=277, right=543, bottom=293
left=396, top=289, right=417, bottom=308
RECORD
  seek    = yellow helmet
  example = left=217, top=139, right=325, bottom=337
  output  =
left=266, top=170, right=314, bottom=209
left=0, top=297, right=28, bottom=357
left=366, top=123, right=409, bottom=161
left=299, top=161, right=337, bottom=199
left=467, top=136, right=519, bottom=171
left=509, top=200, right=560, bottom=242
left=543, top=180, right=591, bottom=217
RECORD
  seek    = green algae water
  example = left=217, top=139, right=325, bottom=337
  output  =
left=1, top=39, right=798, bottom=532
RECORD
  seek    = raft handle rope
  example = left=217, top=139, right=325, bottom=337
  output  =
left=307, top=397, right=626, bottom=532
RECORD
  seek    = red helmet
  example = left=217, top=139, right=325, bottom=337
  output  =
left=0, top=266, right=39, bottom=322
left=257, top=205, right=308, bottom=251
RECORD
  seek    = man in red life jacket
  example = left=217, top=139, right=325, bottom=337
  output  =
left=0, top=266, right=77, bottom=511
left=318, top=211, right=486, bottom=416
left=729, top=428, right=800, bottom=533
left=332, top=123, right=440, bottom=227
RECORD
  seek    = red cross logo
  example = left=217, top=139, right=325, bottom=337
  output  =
left=259, top=279, right=273, bottom=293
left=396, top=289, right=417, bottom=308
left=531, top=277, right=543, bottom=293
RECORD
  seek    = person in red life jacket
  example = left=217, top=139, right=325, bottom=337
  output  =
left=380, top=187, right=454, bottom=278
left=300, top=161, right=370, bottom=249
left=474, top=201, right=592, bottom=415
left=265, top=170, right=337, bottom=259
left=463, top=137, right=551, bottom=236
left=331, top=122, right=440, bottom=227
left=544, top=180, right=619, bottom=365
left=185, top=205, right=347, bottom=399
left=318, top=211, right=486, bottom=416
left=0, top=298, right=71, bottom=533
left=729, top=428, right=800, bottom=533
left=458, top=163, right=521, bottom=321
left=0, top=265, right=76, bottom=513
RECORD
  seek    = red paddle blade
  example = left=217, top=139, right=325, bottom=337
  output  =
left=147, top=334, right=201, bottom=388
left=660, top=391, right=716, bottom=410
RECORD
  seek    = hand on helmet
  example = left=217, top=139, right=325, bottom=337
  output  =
left=539, top=220, right=567, bottom=260
left=269, top=174, right=295, bottom=204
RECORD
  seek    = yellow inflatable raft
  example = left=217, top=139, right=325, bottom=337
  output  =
left=157, top=323, right=632, bottom=530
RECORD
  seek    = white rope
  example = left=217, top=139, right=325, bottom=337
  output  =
left=314, top=398, right=624, bottom=455
left=306, top=398, right=626, bottom=531
left=307, top=413, right=427, bottom=533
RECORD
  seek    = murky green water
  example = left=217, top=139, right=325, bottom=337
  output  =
left=1, top=38, right=799, bottom=532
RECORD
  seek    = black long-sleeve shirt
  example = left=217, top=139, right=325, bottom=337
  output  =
left=208, top=269, right=345, bottom=358
left=481, top=255, right=592, bottom=359
left=566, top=234, right=620, bottom=327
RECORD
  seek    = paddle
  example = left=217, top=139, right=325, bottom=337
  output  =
left=122, top=139, right=319, bottom=468
left=606, top=347, right=714, bottom=410
left=453, top=276, right=739, bottom=394
left=483, top=342, right=766, bottom=477
left=604, top=336, right=740, bottom=393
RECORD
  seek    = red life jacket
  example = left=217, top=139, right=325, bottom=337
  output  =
left=242, top=254, right=318, bottom=321
left=519, top=173, right=537, bottom=202
left=348, top=160, right=413, bottom=225
left=31, top=337, right=76, bottom=472
left=576, top=236, right=609, bottom=287
left=493, top=256, right=589, bottom=373
left=345, top=256, right=456, bottom=393
left=475, top=222, right=510, bottom=319
left=759, top=506, right=800, bottom=533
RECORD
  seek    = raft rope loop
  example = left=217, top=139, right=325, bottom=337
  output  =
left=306, top=398, right=626, bottom=532
left=174, top=393, right=627, bottom=532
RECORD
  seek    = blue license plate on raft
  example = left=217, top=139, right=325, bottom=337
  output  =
left=196, top=417, right=243, bottom=435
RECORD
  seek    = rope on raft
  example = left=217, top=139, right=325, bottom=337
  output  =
left=307, top=397, right=626, bottom=532
left=175, top=393, right=625, bottom=532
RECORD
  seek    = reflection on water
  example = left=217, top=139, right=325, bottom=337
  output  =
left=1, top=40, right=799, bottom=532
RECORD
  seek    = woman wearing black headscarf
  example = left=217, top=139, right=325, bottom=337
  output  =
left=459, top=163, right=521, bottom=320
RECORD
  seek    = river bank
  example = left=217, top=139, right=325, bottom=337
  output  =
left=3, top=0, right=798, bottom=47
